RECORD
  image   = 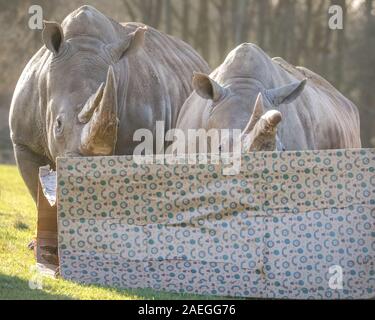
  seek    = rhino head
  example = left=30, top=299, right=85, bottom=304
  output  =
left=41, top=10, right=146, bottom=159
left=191, top=72, right=306, bottom=153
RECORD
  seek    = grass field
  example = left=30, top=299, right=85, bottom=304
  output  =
left=0, top=164, right=216, bottom=300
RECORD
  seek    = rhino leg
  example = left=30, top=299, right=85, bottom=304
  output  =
left=13, top=144, right=51, bottom=204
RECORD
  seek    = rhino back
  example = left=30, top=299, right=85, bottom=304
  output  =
left=115, top=23, right=210, bottom=154
left=272, top=57, right=361, bottom=149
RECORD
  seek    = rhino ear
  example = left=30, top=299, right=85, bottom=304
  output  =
left=42, top=21, right=64, bottom=55
left=109, top=26, right=147, bottom=61
left=192, top=72, right=225, bottom=102
left=265, top=78, right=307, bottom=106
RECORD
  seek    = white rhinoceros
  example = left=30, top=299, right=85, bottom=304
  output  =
left=9, top=5, right=209, bottom=202
left=176, top=43, right=361, bottom=154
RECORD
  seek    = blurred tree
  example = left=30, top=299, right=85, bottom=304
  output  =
left=195, top=0, right=210, bottom=61
left=182, top=0, right=191, bottom=41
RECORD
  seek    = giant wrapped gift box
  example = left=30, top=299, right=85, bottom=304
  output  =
left=38, top=149, right=375, bottom=298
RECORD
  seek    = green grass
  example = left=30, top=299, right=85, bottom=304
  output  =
left=0, top=165, right=217, bottom=300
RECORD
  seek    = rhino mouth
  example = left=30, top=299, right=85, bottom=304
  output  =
left=78, top=66, right=119, bottom=156
left=64, top=151, right=83, bottom=158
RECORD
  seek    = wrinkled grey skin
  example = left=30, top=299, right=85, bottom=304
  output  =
left=177, top=43, right=361, bottom=154
left=9, top=5, right=209, bottom=202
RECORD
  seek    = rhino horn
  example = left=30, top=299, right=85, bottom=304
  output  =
left=108, top=26, right=147, bottom=61
left=243, top=110, right=282, bottom=152
left=261, top=110, right=282, bottom=127
left=80, top=66, right=119, bottom=156
left=241, top=93, right=282, bottom=152
left=243, top=93, right=266, bottom=134
left=265, top=78, right=307, bottom=106
left=78, top=83, right=104, bottom=124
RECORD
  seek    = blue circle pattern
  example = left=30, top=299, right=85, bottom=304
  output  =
left=56, top=149, right=375, bottom=299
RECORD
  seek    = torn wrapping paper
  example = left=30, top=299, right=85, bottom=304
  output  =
left=39, top=165, right=57, bottom=207
left=55, top=149, right=375, bottom=299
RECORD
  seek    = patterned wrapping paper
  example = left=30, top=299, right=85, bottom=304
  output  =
left=56, top=149, right=375, bottom=299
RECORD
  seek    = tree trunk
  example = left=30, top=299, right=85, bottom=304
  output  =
left=182, top=0, right=191, bottom=42
left=164, top=0, right=172, bottom=34
left=332, top=0, right=347, bottom=89
left=195, top=0, right=210, bottom=61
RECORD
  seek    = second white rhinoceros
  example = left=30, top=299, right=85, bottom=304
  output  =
left=176, top=43, right=361, bottom=154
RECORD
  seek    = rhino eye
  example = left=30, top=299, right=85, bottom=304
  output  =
left=55, top=116, right=64, bottom=136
